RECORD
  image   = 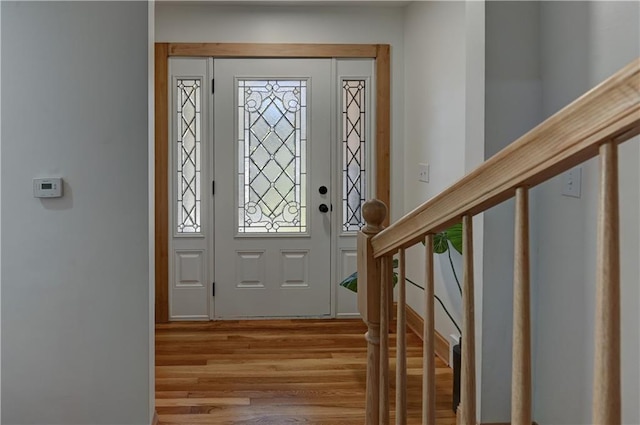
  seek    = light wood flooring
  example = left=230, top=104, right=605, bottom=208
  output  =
left=156, top=319, right=456, bottom=425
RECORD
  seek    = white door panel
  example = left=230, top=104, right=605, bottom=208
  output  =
left=337, top=249, right=359, bottom=316
left=171, top=249, right=209, bottom=318
left=168, top=58, right=211, bottom=320
left=214, top=59, right=333, bottom=318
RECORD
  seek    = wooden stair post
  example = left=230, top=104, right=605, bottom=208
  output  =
left=593, top=141, right=621, bottom=424
left=423, top=234, right=436, bottom=425
left=358, top=199, right=387, bottom=425
left=396, top=248, right=407, bottom=425
left=380, top=254, right=392, bottom=424
left=511, top=187, right=532, bottom=425
left=459, top=215, right=476, bottom=425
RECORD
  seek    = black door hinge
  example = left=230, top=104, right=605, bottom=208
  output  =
left=212, top=180, right=215, bottom=195
left=212, top=79, right=215, bottom=94
left=212, top=282, right=215, bottom=297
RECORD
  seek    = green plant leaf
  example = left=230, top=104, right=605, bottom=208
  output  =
left=432, top=223, right=463, bottom=255
left=339, top=271, right=359, bottom=293
left=433, top=232, right=449, bottom=254
left=446, top=223, right=463, bottom=254
left=339, top=262, right=400, bottom=293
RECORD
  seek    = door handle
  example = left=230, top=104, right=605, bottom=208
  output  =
left=319, top=204, right=329, bottom=213
left=318, top=185, right=328, bottom=195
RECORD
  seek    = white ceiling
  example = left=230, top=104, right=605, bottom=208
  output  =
left=158, top=0, right=412, bottom=7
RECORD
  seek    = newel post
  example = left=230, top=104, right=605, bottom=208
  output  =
left=358, top=199, right=387, bottom=425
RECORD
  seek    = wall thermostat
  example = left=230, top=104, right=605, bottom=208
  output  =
left=33, top=178, right=63, bottom=198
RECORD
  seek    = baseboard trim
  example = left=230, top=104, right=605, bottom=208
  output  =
left=403, top=303, right=450, bottom=366
left=479, top=423, right=538, bottom=425
left=152, top=411, right=160, bottom=425
left=336, top=312, right=361, bottom=318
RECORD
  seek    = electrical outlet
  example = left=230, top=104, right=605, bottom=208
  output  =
left=562, top=166, right=582, bottom=198
left=418, top=163, right=429, bottom=183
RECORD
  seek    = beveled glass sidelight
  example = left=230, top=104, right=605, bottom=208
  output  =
left=176, top=78, right=202, bottom=234
left=342, top=79, right=367, bottom=232
left=237, top=80, right=308, bottom=233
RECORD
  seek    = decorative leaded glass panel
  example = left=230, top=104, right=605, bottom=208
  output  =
left=237, top=80, right=307, bottom=233
left=342, top=80, right=366, bottom=232
left=176, top=79, right=202, bottom=233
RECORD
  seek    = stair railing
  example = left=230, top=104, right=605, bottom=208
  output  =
left=358, top=58, right=640, bottom=425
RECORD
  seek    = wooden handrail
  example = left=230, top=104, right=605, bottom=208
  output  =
left=359, top=58, right=639, bottom=425
left=370, top=58, right=640, bottom=259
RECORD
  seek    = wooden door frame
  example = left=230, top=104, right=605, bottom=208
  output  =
left=155, top=43, right=391, bottom=323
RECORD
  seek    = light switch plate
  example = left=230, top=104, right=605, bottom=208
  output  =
left=418, top=163, right=429, bottom=183
left=562, top=166, right=581, bottom=198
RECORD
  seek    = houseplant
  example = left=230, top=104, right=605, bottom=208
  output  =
left=339, top=223, right=462, bottom=332
left=339, top=222, right=463, bottom=410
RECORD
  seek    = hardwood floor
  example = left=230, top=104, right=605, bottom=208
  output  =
left=156, top=319, right=456, bottom=425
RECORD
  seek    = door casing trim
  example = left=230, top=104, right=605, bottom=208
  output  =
left=155, top=43, right=391, bottom=323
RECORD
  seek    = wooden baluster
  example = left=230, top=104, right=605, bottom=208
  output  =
left=423, top=234, right=436, bottom=425
left=459, top=215, right=476, bottom=425
left=512, top=188, right=532, bottom=425
left=593, top=141, right=621, bottom=424
left=358, top=200, right=387, bottom=425
left=380, top=255, right=392, bottom=425
left=396, top=248, right=407, bottom=425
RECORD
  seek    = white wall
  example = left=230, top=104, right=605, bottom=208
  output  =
left=147, top=1, right=156, bottom=421
left=155, top=2, right=405, bottom=318
left=0, top=1, right=3, bottom=420
left=1, top=2, right=151, bottom=424
left=403, top=6, right=485, bottom=409
left=481, top=2, right=639, bottom=422
left=155, top=2, right=405, bottom=221
left=482, top=2, right=542, bottom=421
left=403, top=0, right=467, bottom=353
left=464, top=2, right=486, bottom=415
left=534, top=2, right=640, bottom=423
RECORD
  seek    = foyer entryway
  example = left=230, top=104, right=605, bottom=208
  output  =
left=165, top=55, right=374, bottom=320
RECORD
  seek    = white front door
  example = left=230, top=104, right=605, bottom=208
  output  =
left=213, top=59, right=332, bottom=318
left=167, top=57, right=374, bottom=320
